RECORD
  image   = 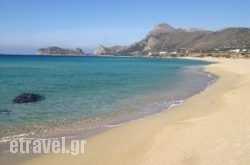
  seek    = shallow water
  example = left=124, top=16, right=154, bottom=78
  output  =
left=0, top=55, right=214, bottom=142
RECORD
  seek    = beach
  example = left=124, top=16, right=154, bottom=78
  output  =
left=4, top=58, right=250, bottom=165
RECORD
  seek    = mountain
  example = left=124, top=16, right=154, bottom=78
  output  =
left=37, top=46, right=85, bottom=55
left=94, top=23, right=250, bottom=56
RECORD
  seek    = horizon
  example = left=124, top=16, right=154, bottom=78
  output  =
left=0, top=0, right=250, bottom=54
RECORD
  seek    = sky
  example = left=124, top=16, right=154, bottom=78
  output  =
left=0, top=0, right=249, bottom=54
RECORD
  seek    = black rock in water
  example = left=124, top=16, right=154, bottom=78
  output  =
left=13, top=93, right=45, bottom=103
left=0, top=109, right=11, bottom=114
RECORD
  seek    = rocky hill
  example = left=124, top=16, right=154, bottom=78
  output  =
left=94, top=45, right=128, bottom=55
left=94, top=23, right=250, bottom=56
left=37, top=46, right=85, bottom=55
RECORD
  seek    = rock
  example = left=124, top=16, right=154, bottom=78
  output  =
left=94, top=45, right=108, bottom=55
left=0, top=109, right=11, bottom=114
left=37, top=46, right=85, bottom=55
left=147, top=23, right=175, bottom=36
left=13, top=93, right=45, bottom=103
left=94, top=45, right=128, bottom=55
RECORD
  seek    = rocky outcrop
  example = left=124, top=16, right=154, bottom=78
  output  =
left=13, top=93, right=45, bottom=103
left=94, top=45, right=128, bottom=55
left=94, top=23, right=250, bottom=56
left=147, top=23, right=175, bottom=36
left=37, top=46, right=85, bottom=55
left=94, top=45, right=107, bottom=55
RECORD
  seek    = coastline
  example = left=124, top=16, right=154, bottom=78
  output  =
left=0, top=56, right=213, bottom=144
left=3, top=58, right=250, bottom=164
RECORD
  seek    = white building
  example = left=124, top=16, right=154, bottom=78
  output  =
left=159, top=51, right=167, bottom=55
left=170, top=51, right=177, bottom=55
left=229, top=49, right=240, bottom=53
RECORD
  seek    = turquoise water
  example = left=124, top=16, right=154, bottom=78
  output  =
left=0, top=55, right=214, bottom=141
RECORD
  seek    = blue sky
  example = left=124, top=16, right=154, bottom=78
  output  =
left=0, top=0, right=249, bottom=54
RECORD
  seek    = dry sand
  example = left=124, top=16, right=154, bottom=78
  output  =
left=12, top=58, right=250, bottom=165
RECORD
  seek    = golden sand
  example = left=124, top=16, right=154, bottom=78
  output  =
left=16, top=58, right=250, bottom=165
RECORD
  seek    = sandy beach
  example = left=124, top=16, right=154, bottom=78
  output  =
left=6, top=58, right=250, bottom=165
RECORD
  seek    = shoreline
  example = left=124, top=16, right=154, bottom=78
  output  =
left=0, top=65, right=214, bottom=162
left=0, top=57, right=213, bottom=145
left=2, top=57, right=250, bottom=164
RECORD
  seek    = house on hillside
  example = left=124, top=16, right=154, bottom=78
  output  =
left=229, top=49, right=240, bottom=53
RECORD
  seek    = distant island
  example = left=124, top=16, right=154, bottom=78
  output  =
left=94, top=23, right=250, bottom=58
left=37, top=46, right=85, bottom=55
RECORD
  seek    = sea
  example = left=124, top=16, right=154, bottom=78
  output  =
left=0, top=55, right=215, bottom=144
